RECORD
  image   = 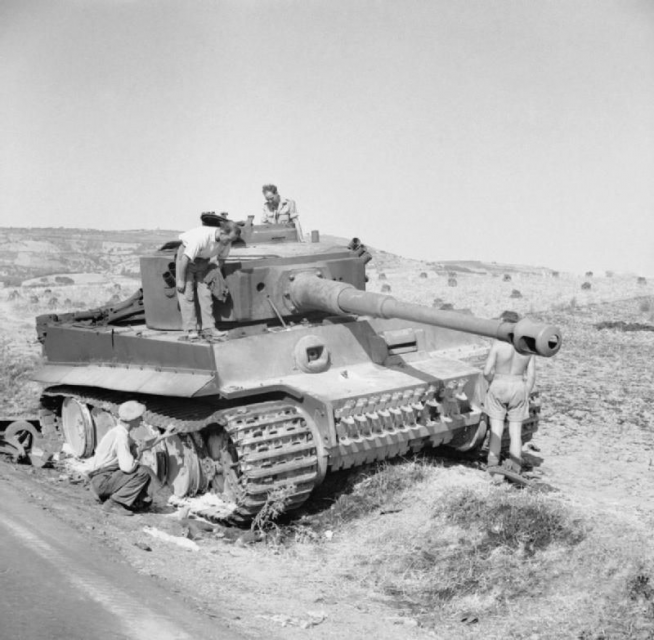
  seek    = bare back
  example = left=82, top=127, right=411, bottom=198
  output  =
left=484, top=341, right=536, bottom=392
left=493, top=342, right=531, bottom=375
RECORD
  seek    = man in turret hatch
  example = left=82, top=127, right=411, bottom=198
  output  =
left=261, top=183, right=305, bottom=241
left=85, top=401, right=152, bottom=516
left=176, top=220, right=241, bottom=339
left=483, top=310, right=536, bottom=476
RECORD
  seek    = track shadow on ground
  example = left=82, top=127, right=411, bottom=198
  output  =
left=272, top=449, right=489, bottom=536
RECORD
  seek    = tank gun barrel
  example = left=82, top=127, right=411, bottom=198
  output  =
left=290, top=273, right=561, bottom=357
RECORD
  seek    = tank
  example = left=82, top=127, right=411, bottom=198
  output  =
left=32, top=218, right=562, bottom=521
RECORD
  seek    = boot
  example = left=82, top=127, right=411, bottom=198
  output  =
left=102, top=499, right=134, bottom=517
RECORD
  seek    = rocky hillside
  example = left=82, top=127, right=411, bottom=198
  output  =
left=0, top=227, right=557, bottom=288
left=0, top=227, right=179, bottom=286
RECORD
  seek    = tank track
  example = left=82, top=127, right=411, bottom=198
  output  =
left=39, top=386, right=320, bottom=522
left=217, top=402, right=319, bottom=522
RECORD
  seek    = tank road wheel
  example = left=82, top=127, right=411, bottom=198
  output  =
left=206, top=431, right=241, bottom=501
left=90, top=407, right=115, bottom=444
left=4, top=421, right=40, bottom=454
left=61, top=398, right=95, bottom=458
left=164, top=434, right=204, bottom=498
left=165, top=435, right=192, bottom=498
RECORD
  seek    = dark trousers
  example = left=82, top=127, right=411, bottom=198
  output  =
left=91, top=466, right=151, bottom=508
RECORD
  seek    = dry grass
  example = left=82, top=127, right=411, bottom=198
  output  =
left=0, top=334, right=42, bottom=415
left=312, top=462, right=654, bottom=639
left=252, top=482, right=298, bottom=534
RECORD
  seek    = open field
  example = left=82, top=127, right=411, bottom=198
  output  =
left=1, top=248, right=654, bottom=639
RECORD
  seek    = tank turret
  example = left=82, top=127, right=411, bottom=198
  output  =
left=32, top=222, right=562, bottom=522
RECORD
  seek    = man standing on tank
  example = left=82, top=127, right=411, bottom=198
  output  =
left=176, top=220, right=241, bottom=339
left=483, top=310, right=536, bottom=475
left=85, top=401, right=151, bottom=516
left=261, top=184, right=305, bottom=241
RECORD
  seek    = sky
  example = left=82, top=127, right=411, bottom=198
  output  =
left=1, top=0, right=653, bottom=275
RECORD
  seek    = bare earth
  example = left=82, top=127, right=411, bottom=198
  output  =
left=1, top=263, right=653, bottom=640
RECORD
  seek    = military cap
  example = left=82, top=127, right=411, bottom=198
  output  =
left=118, top=400, right=146, bottom=422
left=200, top=211, right=229, bottom=227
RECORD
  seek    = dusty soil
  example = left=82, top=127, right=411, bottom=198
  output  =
left=1, top=265, right=654, bottom=639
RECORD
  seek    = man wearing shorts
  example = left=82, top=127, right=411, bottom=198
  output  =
left=483, top=311, right=536, bottom=473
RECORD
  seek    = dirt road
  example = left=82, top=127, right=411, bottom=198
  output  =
left=0, top=480, right=243, bottom=640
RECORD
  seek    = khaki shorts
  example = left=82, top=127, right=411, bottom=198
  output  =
left=484, top=375, right=530, bottom=422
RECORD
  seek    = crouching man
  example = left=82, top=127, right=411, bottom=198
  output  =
left=86, top=401, right=151, bottom=516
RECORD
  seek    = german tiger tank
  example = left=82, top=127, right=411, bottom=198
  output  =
left=32, top=220, right=562, bottom=521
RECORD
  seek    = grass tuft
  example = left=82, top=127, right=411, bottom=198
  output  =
left=362, top=486, right=586, bottom=612
left=251, top=483, right=297, bottom=535
left=442, top=487, right=585, bottom=556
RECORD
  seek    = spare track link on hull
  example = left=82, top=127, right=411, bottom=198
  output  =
left=40, top=386, right=320, bottom=522
left=218, top=403, right=320, bottom=522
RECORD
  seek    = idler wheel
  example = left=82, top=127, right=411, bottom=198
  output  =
left=447, top=418, right=488, bottom=453
left=61, top=398, right=95, bottom=458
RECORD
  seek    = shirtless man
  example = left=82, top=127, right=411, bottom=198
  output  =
left=483, top=311, right=536, bottom=473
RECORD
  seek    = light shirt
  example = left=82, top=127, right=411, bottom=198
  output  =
left=179, top=226, right=231, bottom=262
left=261, top=197, right=299, bottom=224
left=86, top=423, right=138, bottom=474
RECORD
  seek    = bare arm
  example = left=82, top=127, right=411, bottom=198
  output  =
left=525, top=356, right=536, bottom=394
left=483, top=342, right=498, bottom=381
